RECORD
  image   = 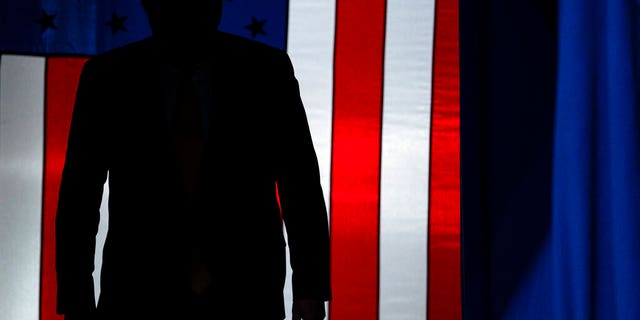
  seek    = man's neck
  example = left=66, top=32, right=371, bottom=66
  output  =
left=153, top=31, right=218, bottom=65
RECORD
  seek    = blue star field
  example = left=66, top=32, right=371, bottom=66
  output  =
left=0, top=0, right=288, bottom=55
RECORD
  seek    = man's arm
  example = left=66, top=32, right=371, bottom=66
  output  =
left=56, top=59, right=108, bottom=316
left=273, top=52, right=332, bottom=307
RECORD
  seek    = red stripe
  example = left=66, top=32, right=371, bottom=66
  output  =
left=427, top=0, right=462, bottom=318
left=329, top=1, right=386, bottom=319
left=41, top=57, right=88, bottom=320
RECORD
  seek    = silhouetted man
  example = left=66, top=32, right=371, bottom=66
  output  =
left=55, top=1, right=331, bottom=319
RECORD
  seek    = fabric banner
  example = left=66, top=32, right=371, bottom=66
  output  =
left=0, top=1, right=461, bottom=319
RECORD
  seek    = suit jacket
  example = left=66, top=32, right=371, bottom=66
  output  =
left=55, top=31, right=331, bottom=319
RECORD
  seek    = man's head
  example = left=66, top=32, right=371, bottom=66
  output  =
left=141, top=0, right=223, bottom=41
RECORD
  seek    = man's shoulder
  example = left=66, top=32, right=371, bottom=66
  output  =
left=83, top=32, right=292, bottom=73
left=78, top=38, right=153, bottom=76
left=215, top=31, right=291, bottom=67
left=90, top=38, right=153, bottom=64
left=93, top=32, right=288, bottom=60
left=216, top=31, right=284, bottom=55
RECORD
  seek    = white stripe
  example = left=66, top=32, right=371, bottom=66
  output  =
left=94, top=175, right=109, bottom=303
left=379, top=0, right=436, bottom=318
left=286, top=0, right=335, bottom=210
left=286, top=0, right=336, bottom=318
left=0, top=55, right=46, bottom=320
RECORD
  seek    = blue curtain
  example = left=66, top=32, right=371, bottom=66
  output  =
left=461, top=0, right=640, bottom=318
left=551, top=0, right=640, bottom=318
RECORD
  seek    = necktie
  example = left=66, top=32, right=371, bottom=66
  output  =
left=171, top=69, right=212, bottom=295
left=173, top=69, right=205, bottom=199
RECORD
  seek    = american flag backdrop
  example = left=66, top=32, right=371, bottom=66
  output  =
left=0, top=0, right=460, bottom=319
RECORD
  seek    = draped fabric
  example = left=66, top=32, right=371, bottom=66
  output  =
left=550, top=0, right=640, bottom=318
left=460, top=0, right=640, bottom=319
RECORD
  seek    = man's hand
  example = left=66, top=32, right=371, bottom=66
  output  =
left=292, top=299, right=326, bottom=320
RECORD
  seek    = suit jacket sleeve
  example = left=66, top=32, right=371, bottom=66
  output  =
left=56, top=59, right=108, bottom=315
left=274, top=53, right=332, bottom=301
